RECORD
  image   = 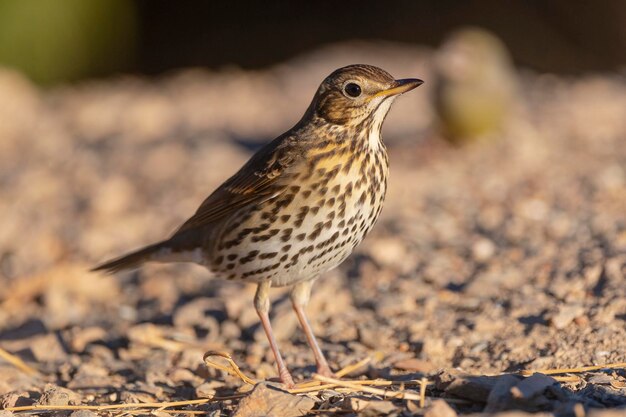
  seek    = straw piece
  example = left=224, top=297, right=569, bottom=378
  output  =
left=520, top=362, right=626, bottom=376
left=419, top=377, right=427, bottom=408
left=5, top=396, right=246, bottom=413
left=313, top=374, right=424, bottom=401
left=203, top=351, right=257, bottom=385
left=0, top=346, right=38, bottom=375
left=289, top=378, right=431, bottom=394
left=553, top=376, right=581, bottom=383
left=335, top=357, right=372, bottom=378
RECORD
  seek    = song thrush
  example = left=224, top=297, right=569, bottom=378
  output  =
left=93, top=64, right=423, bottom=386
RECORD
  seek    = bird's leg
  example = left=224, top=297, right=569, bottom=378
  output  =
left=290, top=280, right=334, bottom=377
left=254, top=280, right=295, bottom=387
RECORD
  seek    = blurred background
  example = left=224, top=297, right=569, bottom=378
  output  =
left=1, top=1, right=625, bottom=410
left=0, top=0, right=625, bottom=85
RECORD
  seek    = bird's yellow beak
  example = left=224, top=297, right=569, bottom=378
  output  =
left=372, top=78, right=424, bottom=99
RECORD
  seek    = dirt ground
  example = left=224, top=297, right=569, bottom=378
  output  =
left=0, top=42, right=625, bottom=416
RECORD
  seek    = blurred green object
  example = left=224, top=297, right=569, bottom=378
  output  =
left=0, top=0, right=136, bottom=85
left=434, top=27, right=517, bottom=145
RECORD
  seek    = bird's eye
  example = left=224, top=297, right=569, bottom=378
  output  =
left=343, top=82, right=362, bottom=98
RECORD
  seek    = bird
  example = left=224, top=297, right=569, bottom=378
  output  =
left=92, top=64, right=423, bottom=387
left=434, top=27, right=517, bottom=145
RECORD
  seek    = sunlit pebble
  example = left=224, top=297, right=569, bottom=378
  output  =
left=566, top=78, right=626, bottom=141
left=69, top=89, right=132, bottom=140
left=0, top=68, right=41, bottom=141
left=366, top=238, right=408, bottom=269
left=614, top=231, right=626, bottom=251
left=168, top=75, right=221, bottom=131
left=518, top=198, right=549, bottom=221
left=17, top=168, right=63, bottom=203
left=481, top=176, right=508, bottom=199
left=141, top=142, right=189, bottom=182
left=9, top=238, right=59, bottom=276
left=192, top=141, right=249, bottom=185
left=29, top=233, right=67, bottom=264
left=431, top=214, right=462, bottom=242
left=477, top=204, right=505, bottom=231
left=82, top=213, right=159, bottom=257
left=118, top=305, right=138, bottom=322
left=549, top=304, right=585, bottom=330
left=92, top=176, right=135, bottom=215
left=220, top=75, right=290, bottom=136
left=594, top=351, right=611, bottom=362
left=605, top=257, right=625, bottom=282
left=547, top=214, right=572, bottom=239
left=471, top=237, right=496, bottom=262
left=122, top=94, right=177, bottom=142
left=598, top=164, right=624, bottom=189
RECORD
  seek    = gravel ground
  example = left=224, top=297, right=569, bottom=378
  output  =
left=0, top=42, right=625, bottom=416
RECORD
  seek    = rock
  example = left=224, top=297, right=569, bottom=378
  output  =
left=67, top=326, right=107, bottom=352
left=0, top=367, right=40, bottom=399
left=69, top=411, right=98, bottom=417
left=172, top=297, right=222, bottom=339
left=29, top=334, right=68, bottom=363
left=548, top=304, right=585, bottom=329
left=37, top=384, right=81, bottom=406
left=168, top=367, right=200, bottom=384
left=424, top=399, right=457, bottom=417
left=435, top=370, right=523, bottom=402
left=0, top=392, right=32, bottom=409
left=471, top=237, right=496, bottom=262
left=510, top=373, right=557, bottom=400
left=588, top=409, right=626, bottom=417
left=376, top=293, right=418, bottom=317
left=232, top=383, right=315, bottom=417
left=587, top=373, right=614, bottom=385
left=91, top=176, right=135, bottom=216
left=484, top=374, right=521, bottom=412
left=357, top=322, right=394, bottom=349
left=0, top=411, right=15, bottom=417
left=66, top=362, right=112, bottom=390
left=366, top=238, right=416, bottom=273
left=422, top=337, right=454, bottom=364
left=195, top=381, right=223, bottom=398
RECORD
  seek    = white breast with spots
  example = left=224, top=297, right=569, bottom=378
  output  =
left=210, top=146, right=388, bottom=287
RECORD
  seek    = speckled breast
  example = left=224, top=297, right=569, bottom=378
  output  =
left=209, top=144, right=389, bottom=286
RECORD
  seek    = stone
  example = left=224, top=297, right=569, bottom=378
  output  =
left=37, top=384, right=81, bottom=406
left=232, top=383, right=315, bottom=417
left=424, top=399, right=457, bottom=417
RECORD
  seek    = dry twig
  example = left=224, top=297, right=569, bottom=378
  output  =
left=313, top=374, right=425, bottom=401
left=5, top=397, right=245, bottom=413
left=203, top=350, right=257, bottom=385
left=520, top=362, right=626, bottom=376
left=0, top=346, right=38, bottom=375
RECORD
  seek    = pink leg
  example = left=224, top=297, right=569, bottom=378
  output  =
left=291, top=280, right=334, bottom=377
left=255, top=281, right=295, bottom=387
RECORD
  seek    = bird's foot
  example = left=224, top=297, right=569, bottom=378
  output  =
left=279, top=369, right=296, bottom=389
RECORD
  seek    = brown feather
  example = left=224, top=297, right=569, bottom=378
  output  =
left=173, top=133, right=300, bottom=233
left=91, top=241, right=168, bottom=273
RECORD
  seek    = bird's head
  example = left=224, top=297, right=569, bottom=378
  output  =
left=309, top=64, right=423, bottom=127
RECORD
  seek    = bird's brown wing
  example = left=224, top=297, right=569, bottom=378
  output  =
left=174, top=136, right=299, bottom=234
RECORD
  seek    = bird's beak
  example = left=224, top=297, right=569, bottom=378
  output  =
left=372, top=78, right=424, bottom=99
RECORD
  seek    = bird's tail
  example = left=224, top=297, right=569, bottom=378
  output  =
left=91, top=241, right=169, bottom=274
